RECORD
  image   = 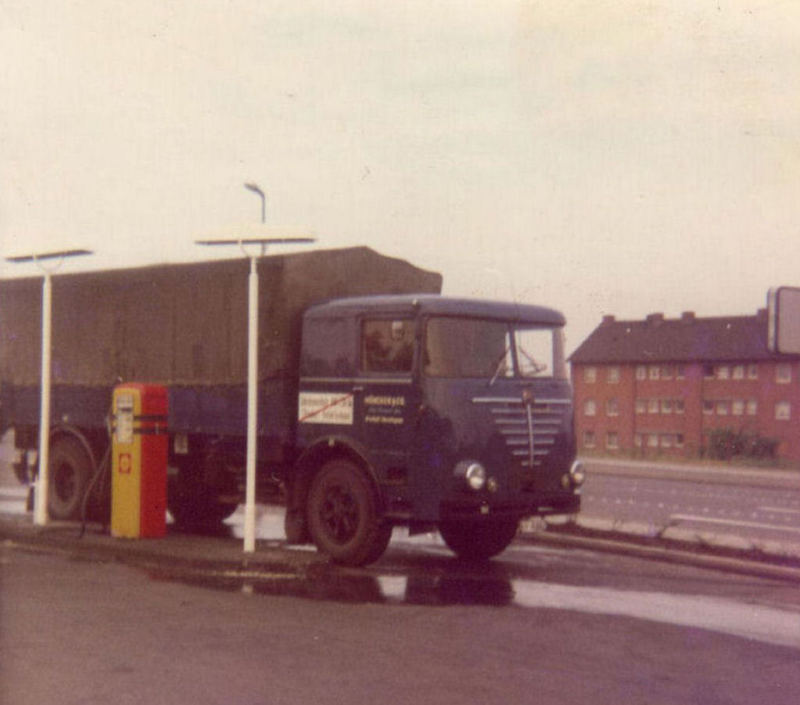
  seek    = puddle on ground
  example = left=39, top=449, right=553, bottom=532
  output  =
left=146, top=560, right=800, bottom=649
left=147, top=561, right=516, bottom=607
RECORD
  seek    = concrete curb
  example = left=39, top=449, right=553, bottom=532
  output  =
left=521, top=528, right=800, bottom=583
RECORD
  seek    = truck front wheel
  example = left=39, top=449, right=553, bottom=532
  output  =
left=438, top=519, right=519, bottom=561
left=307, top=459, right=391, bottom=566
left=48, top=436, right=94, bottom=521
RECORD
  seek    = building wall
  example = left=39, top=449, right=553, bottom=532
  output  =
left=572, top=360, right=800, bottom=464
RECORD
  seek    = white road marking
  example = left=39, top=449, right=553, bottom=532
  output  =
left=670, top=514, right=800, bottom=535
left=758, top=506, right=800, bottom=516
left=511, top=582, right=800, bottom=650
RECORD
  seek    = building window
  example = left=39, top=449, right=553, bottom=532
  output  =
left=584, top=366, right=597, bottom=383
left=746, top=399, right=758, bottom=416
left=606, top=398, right=619, bottom=416
left=661, top=434, right=673, bottom=448
left=675, top=433, right=685, bottom=448
left=648, top=399, right=659, bottom=414
left=733, top=365, right=745, bottom=380
left=747, top=364, right=758, bottom=380
left=635, top=365, right=646, bottom=381
left=674, top=399, right=685, bottom=414
left=676, top=365, right=686, bottom=379
left=583, top=430, right=595, bottom=448
left=634, top=433, right=643, bottom=448
left=584, top=399, right=597, bottom=416
left=647, top=434, right=659, bottom=448
left=732, top=400, right=744, bottom=416
left=716, top=365, right=730, bottom=380
left=648, top=365, right=660, bottom=380
left=606, top=366, right=620, bottom=384
left=716, top=400, right=729, bottom=415
left=703, top=363, right=715, bottom=379
left=703, top=399, right=714, bottom=415
left=606, top=432, right=619, bottom=449
left=661, top=399, right=672, bottom=414
left=661, top=365, right=673, bottom=380
left=775, top=402, right=791, bottom=421
left=635, top=399, right=646, bottom=415
left=776, top=364, right=791, bottom=384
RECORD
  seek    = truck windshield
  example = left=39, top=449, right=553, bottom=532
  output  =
left=423, top=317, right=566, bottom=380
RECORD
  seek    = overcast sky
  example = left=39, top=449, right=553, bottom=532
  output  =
left=2, top=1, right=799, bottom=352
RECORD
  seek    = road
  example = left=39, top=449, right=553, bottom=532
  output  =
left=580, top=459, right=800, bottom=548
left=3, top=524, right=800, bottom=705
left=2, top=441, right=800, bottom=704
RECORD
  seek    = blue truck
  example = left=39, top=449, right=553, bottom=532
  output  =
left=0, top=246, right=582, bottom=564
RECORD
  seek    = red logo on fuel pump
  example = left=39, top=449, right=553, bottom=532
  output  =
left=118, top=453, right=132, bottom=474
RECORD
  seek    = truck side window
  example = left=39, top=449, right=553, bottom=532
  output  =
left=300, top=317, right=356, bottom=377
left=362, top=319, right=414, bottom=374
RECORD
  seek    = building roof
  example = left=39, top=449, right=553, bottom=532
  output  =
left=570, top=309, right=795, bottom=364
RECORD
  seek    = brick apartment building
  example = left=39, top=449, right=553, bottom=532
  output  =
left=569, top=308, right=800, bottom=465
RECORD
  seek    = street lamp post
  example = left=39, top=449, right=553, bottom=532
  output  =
left=196, top=236, right=314, bottom=552
left=197, top=186, right=314, bottom=552
left=4, top=249, right=93, bottom=525
left=244, top=182, right=266, bottom=224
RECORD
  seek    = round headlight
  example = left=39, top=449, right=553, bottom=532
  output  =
left=569, top=460, right=586, bottom=487
left=453, top=460, right=488, bottom=491
left=465, top=463, right=487, bottom=491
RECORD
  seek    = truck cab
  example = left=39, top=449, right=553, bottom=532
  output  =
left=290, top=294, right=583, bottom=564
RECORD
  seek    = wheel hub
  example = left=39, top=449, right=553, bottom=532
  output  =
left=320, top=485, right=358, bottom=543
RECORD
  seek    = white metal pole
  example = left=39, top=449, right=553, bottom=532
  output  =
left=195, top=220, right=313, bottom=555
left=4, top=249, right=92, bottom=526
left=244, top=254, right=259, bottom=552
left=35, top=270, right=52, bottom=526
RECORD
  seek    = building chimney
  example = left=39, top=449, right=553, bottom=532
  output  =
left=601, top=314, right=616, bottom=326
left=756, top=307, right=767, bottom=320
left=646, top=313, right=664, bottom=326
left=681, top=311, right=695, bottom=324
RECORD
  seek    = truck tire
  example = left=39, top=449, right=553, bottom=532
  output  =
left=307, top=459, right=391, bottom=566
left=48, top=436, right=94, bottom=521
left=438, top=519, right=519, bottom=561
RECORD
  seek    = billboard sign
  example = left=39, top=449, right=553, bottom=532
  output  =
left=767, top=286, right=800, bottom=354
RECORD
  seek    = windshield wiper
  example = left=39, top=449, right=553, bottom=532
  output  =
left=489, top=345, right=511, bottom=386
left=518, top=345, right=547, bottom=376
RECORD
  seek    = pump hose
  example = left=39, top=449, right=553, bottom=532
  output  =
left=78, top=412, right=113, bottom=538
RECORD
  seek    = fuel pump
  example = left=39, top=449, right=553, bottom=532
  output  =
left=111, top=384, right=168, bottom=538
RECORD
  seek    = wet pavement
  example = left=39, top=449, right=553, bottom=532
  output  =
left=4, top=440, right=800, bottom=705
left=3, top=509, right=800, bottom=653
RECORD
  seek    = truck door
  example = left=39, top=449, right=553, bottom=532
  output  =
left=356, top=316, right=419, bottom=480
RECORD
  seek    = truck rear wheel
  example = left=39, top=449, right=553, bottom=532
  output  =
left=307, top=459, right=391, bottom=566
left=48, top=436, right=94, bottom=521
left=438, top=519, right=519, bottom=561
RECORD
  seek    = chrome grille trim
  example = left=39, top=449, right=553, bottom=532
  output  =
left=473, top=394, right=569, bottom=468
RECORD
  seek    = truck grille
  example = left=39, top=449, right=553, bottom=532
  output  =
left=472, top=395, right=570, bottom=468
